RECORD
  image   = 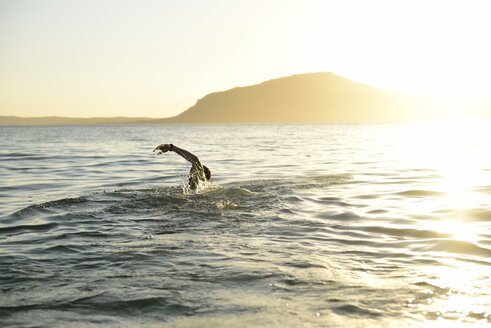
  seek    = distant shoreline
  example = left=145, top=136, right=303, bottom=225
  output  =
left=0, top=116, right=384, bottom=126
left=0, top=116, right=175, bottom=126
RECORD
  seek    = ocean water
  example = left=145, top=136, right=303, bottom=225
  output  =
left=1, top=123, right=490, bottom=327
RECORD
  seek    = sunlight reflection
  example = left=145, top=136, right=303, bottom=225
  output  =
left=415, top=262, right=491, bottom=326
left=424, top=262, right=487, bottom=292
left=397, top=120, right=490, bottom=210
left=423, top=220, right=481, bottom=244
left=397, top=120, right=491, bottom=325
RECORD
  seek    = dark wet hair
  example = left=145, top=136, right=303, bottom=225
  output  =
left=203, top=165, right=211, bottom=180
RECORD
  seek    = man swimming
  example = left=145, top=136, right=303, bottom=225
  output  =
left=153, top=144, right=211, bottom=190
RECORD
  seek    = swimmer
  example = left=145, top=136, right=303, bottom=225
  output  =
left=153, top=144, right=211, bottom=190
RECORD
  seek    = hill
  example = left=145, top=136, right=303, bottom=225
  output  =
left=2, top=72, right=489, bottom=125
left=161, top=72, right=444, bottom=124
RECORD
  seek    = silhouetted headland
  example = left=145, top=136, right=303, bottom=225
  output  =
left=163, top=72, right=438, bottom=123
left=2, top=72, right=489, bottom=125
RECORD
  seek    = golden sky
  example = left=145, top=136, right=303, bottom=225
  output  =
left=1, top=0, right=490, bottom=118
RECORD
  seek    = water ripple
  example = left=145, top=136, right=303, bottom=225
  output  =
left=2, top=124, right=491, bottom=327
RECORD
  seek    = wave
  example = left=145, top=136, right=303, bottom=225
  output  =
left=463, top=208, right=491, bottom=222
left=417, top=239, right=491, bottom=257
left=474, top=184, right=491, bottom=195
left=395, top=189, right=447, bottom=197
left=5, top=173, right=491, bottom=263
left=0, top=152, right=52, bottom=161
left=0, top=222, right=58, bottom=234
left=5, top=173, right=349, bottom=213
left=359, top=226, right=452, bottom=239
left=6, top=197, right=89, bottom=221
left=5, top=181, right=276, bottom=226
left=243, top=174, right=352, bottom=191
left=332, top=304, right=381, bottom=318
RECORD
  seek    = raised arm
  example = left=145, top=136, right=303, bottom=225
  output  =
left=154, top=144, right=201, bottom=167
left=170, top=145, right=201, bottom=167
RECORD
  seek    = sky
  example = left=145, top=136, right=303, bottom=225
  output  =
left=1, top=0, right=491, bottom=118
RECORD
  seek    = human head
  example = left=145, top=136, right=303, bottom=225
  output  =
left=203, top=165, right=211, bottom=180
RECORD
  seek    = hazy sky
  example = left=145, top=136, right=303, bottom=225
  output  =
left=1, top=0, right=490, bottom=118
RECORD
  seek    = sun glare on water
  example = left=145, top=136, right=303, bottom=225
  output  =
left=423, top=220, right=481, bottom=244
left=430, top=122, right=488, bottom=209
left=396, top=120, right=491, bottom=241
left=399, top=120, right=489, bottom=207
left=395, top=120, right=491, bottom=325
left=414, top=259, right=491, bottom=327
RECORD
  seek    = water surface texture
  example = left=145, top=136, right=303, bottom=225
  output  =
left=1, top=123, right=490, bottom=327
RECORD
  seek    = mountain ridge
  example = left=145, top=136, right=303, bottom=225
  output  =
left=1, top=72, right=488, bottom=125
left=161, top=72, right=439, bottom=123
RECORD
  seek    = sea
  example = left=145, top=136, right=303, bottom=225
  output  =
left=0, top=123, right=490, bottom=327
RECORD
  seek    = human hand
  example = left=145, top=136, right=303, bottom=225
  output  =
left=153, top=144, right=171, bottom=155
